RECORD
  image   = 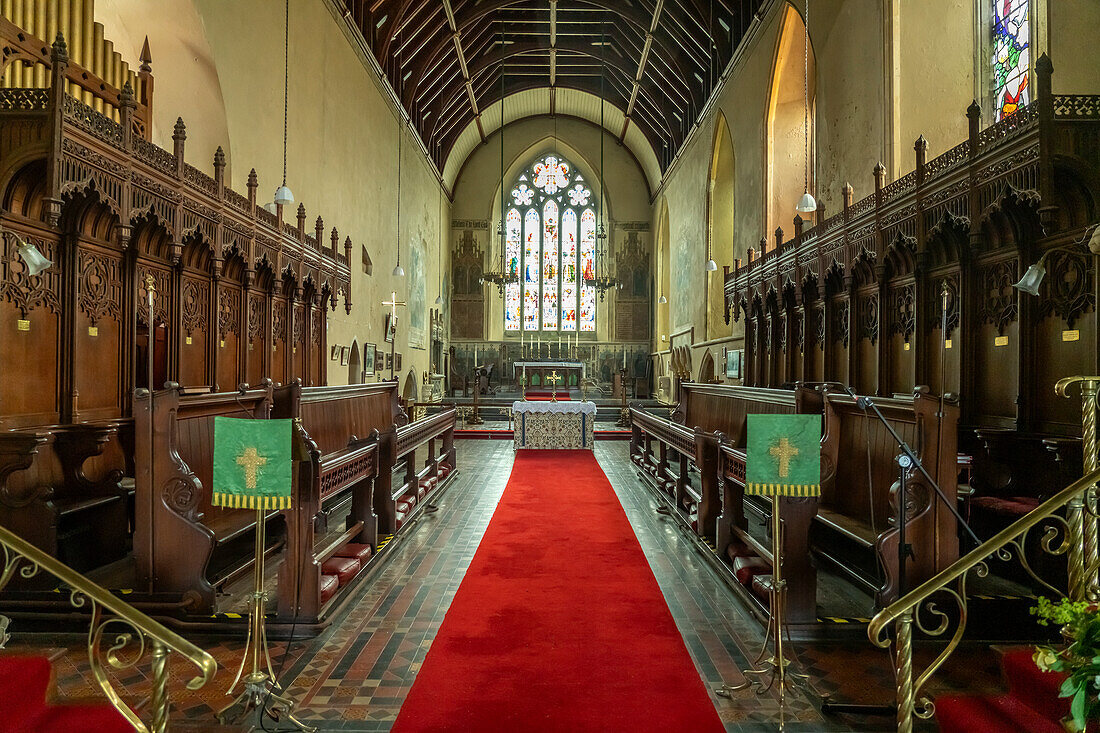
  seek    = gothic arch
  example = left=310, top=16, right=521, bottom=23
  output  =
left=348, top=341, right=362, bottom=385
left=765, top=2, right=817, bottom=244
left=706, top=112, right=736, bottom=340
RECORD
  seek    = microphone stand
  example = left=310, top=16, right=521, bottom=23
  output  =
left=816, top=382, right=981, bottom=717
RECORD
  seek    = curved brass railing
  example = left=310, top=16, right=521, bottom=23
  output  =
left=868, top=467, right=1100, bottom=732
left=0, top=523, right=217, bottom=732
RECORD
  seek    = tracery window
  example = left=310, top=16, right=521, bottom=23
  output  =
left=992, top=0, right=1030, bottom=121
left=504, top=154, right=597, bottom=333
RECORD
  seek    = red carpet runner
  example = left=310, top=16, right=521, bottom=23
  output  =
left=392, top=450, right=725, bottom=733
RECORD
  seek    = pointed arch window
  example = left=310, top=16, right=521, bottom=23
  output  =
left=504, top=154, right=597, bottom=333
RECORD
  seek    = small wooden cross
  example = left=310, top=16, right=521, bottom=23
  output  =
left=382, top=291, right=406, bottom=322
left=236, top=446, right=267, bottom=490
left=769, top=437, right=799, bottom=479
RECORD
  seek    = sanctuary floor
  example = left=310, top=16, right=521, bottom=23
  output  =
left=10, top=440, right=1008, bottom=732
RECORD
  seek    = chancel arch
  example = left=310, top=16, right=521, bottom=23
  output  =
left=765, top=2, right=817, bottom=244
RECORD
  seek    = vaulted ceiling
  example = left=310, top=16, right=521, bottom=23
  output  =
left=342, top=0, right=764, bottom=186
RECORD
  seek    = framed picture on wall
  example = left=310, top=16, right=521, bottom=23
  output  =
left=340, top=346, right=350, bottom=366
left=330, top=345, right=340, bottom=361
left=364, top=343, right=376, bottom=376
left=386, top=353, right=393, bottom=370
left=395, top=353, right=402, bottom=371
left=384, top=314, right=397, bottom=343
left=726, top=348, right=742, bottom=379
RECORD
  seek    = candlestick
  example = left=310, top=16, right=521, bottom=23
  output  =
left=623, top=348, right=627, bottom=369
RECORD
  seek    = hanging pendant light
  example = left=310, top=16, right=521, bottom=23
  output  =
left=481, top=25, right=513, bottom=294
left=658, top=295, right=668, bottom=304
left=704, top=0, right=720, bottom=270
left=795, top=0, right=817, bottom=214
left=12, top=234, right=52, bottom=276
left=274, top=0, right=294, bottom=207
left=435, top=183, right=444, bottom=304
left=584, top=20, right=619, bottom=300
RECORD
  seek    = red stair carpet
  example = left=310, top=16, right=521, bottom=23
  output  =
left=935, top=648, right=1098, bottom=733
left=392, top=449, right=725, bottom=733
left=0, top=655, right=131, bottom=733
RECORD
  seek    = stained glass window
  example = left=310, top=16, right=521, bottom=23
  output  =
left=502, top=154, right=598, bottom=333
left=992, top=0, right=1030, bottom=122
left=504, top=208, right=522, bottom=332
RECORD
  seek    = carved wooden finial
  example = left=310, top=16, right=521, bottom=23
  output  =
left=173, top=117, right=186, bottom=141
left=51, top=31, right=68, bottom=63
left=214, top=146, right=226, bottom=167
left=140, top=36, right=153, bottom=72
left=247, top=168, right=258, bottom=188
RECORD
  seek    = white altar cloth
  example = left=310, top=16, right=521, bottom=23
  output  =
left=512, top=400, right=597, bottom=415
left=512, top=400, right=596, bottom=450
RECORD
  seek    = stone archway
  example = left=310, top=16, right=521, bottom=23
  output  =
left=348, top=341, right=361, bottom=384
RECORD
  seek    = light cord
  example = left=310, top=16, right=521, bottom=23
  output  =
left=282, top=0, right=289, bottom=187
left=803, top=0, right=810, bottom=195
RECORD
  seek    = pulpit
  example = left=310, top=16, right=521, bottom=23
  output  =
left=512, top=401, right=597, bottom=450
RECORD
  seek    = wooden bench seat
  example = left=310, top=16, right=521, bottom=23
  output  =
left=134, top=382, right=277, bottom=613
left=375, top=408, right=457, bottom=535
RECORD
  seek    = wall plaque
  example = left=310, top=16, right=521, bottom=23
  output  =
left=994, top=336, right=1009, bottom=347
left=1063, top=330, right=1080, bottom=342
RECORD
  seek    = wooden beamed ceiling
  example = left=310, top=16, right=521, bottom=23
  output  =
left=343, top=0, right=764, bottom=173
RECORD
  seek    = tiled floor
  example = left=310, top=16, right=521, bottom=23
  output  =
left=9, top=440, right=1007, bottom=732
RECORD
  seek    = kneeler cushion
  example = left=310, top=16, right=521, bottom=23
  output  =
left=321, top=556, right=361, bottom=585
left=731, top=555, right=770, bottom=585
left=319, top=574, right=339, bottom=604
left=333, top=543, right=372, bottom=562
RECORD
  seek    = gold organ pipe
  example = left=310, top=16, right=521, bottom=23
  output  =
left=44, top=0, right=58, bottom=91
left=32, top=0, right=45, bottom=86
left=58, top=0, right=69, bottom=98
left=0, top=0, right=10, bottom=89
left=91, top=22, right=104, bottom=112
left=81, top=0, right=94, bottom=106
left=19, top=0, right=33, bottom=87
left=104, top=41, right=116, bottom=120
left=112, top=50, right=123, bottom=120
left=7, top=0, right=22, bottom=88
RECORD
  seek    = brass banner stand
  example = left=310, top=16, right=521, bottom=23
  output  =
left=218, top=507, right=315, bottom=731
left=547, top=370, right=561, bottom=402
left=716, top=496, right=810, bottom=710
left=616, top=366, right=630, bottom=427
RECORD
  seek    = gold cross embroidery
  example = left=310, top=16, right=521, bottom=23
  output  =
left=769, top=437, right=799, bottom=479
left=236, top=446, right=267, bottom=490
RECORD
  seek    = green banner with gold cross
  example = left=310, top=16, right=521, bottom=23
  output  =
left=746, top=413, right=821, bottom=497
left=212, top=417, right=294, bottom=510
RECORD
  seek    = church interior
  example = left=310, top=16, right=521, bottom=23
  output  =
left=1, top=0, right=1099, bottom=730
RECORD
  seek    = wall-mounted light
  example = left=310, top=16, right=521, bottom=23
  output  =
left=13, top=234, right=52, bottom=276
left=1014, top=224, right=1100, bottom=296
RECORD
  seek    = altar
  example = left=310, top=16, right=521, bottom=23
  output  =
left=512, top=400, right=597, bottom=450
left=512, top=361, right=585, bottom=389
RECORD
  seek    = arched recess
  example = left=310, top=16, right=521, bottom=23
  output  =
left=348, top=341, right=362, bottom=385
left=698, top=350, right=716, bottom=383
left=402, top=369, right=418, bottom=403
left=656, top=199, right=671, bottom=348
left=766, top=3, right=817, bottom=245
left=706, top=113, right=736, bottom=340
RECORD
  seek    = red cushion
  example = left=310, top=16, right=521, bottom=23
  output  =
left=732, top=556, right=770, bottom=585
left=319, top=574, right=339, bottom=604
left=321, top=556, right=360, bottom=585
left=750, top=574, right=774, bottom=602
left=725, top=539, right=752, bottom=563
left=417, top=486, right=428, bottom=501
left=332, top=543, right=372, bottom=562
left=971, top=496, right=1042, bottom=516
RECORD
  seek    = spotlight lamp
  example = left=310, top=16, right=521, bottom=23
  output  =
left=1013, top=224, right=1100, bottom=296
left=13, top=234, right=52, bottom=276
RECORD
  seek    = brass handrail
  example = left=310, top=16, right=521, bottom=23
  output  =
left=868, top=466, right=1100, bottom=732
left=0, top=523, right=217, bottom=733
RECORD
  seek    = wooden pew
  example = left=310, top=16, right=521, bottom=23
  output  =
left=629, top=409, right=720, bottom=538
left=376, top=408, right=458, bottom=535
left=0, top=422, right=129, bottom=586
left=133, top=383, right=277, bottom=613
left=272, top=381, right=404, bottom=622
left=817, top=386, right=960, bottom=606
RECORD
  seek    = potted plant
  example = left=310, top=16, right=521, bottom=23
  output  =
left=1032, top=597, right=1100, bottom=731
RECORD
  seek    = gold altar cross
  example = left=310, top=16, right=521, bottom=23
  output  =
left=236, top=446, right=267, bottom=490
left=382, top=291, right=406, bottom=321
left=546, top=370, right=562, bottom=388
left=769, top=437, right=799, bottom=479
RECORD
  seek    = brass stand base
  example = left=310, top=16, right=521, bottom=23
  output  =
left=716, top=496, right=813, bottom=721
left=218, top=508, right=315, bottom=732
left=615, top=407, right=630, bottom=428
